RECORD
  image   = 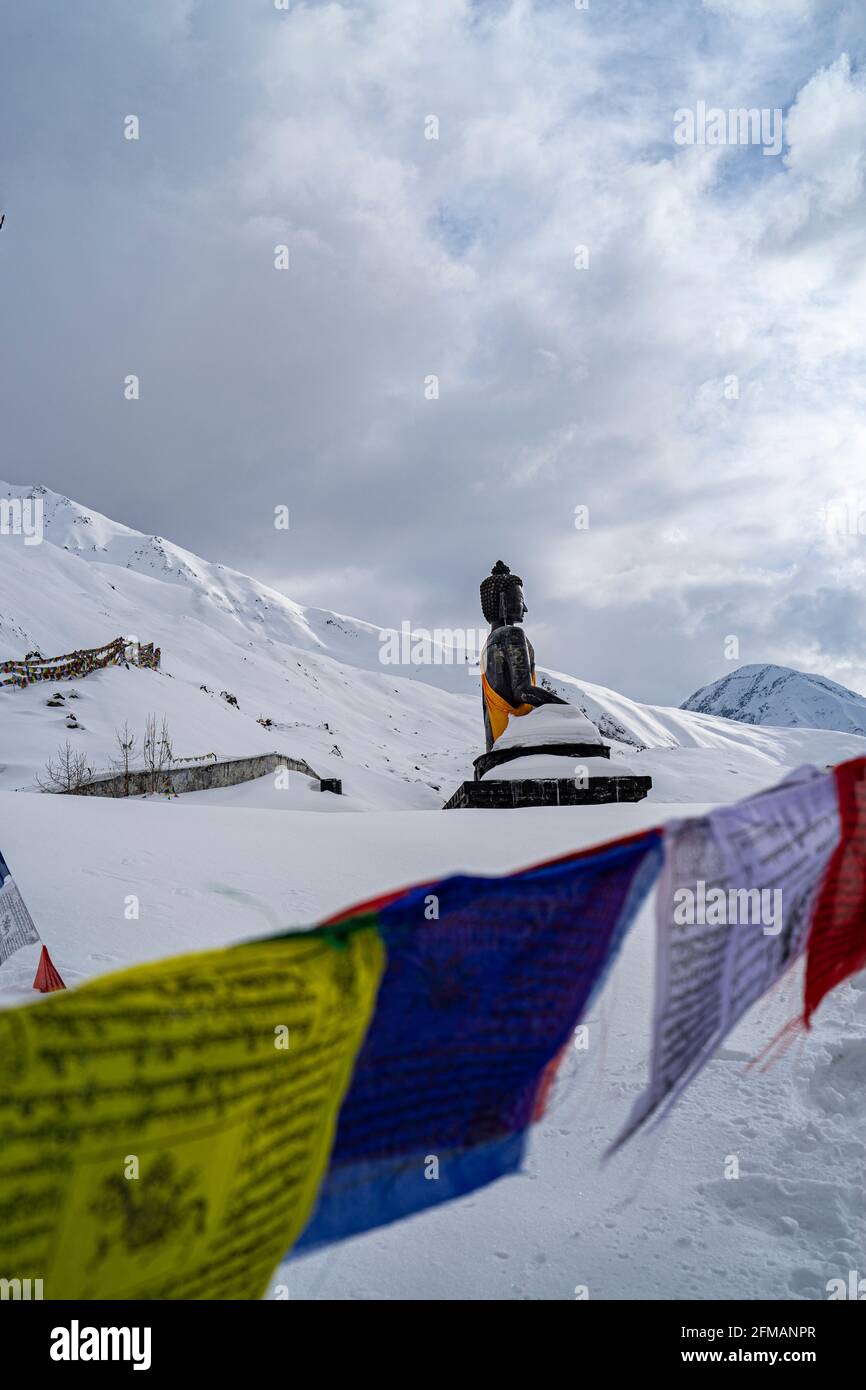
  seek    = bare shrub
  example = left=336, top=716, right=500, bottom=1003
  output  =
left=37, top=740, right=93, bottom=793
left=143, top=714, right=174, bottom=795
left=112, top=721, right=138, bottom=797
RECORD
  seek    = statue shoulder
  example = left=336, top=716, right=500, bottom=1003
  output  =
left=485, top=623, right=527, bottom=649
left=483, top=623, right=533, bottom=660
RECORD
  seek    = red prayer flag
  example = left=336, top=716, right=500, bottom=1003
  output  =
left=32, top=946, right=66, bottom=993
left=804, top=757, right=866, bottom=1026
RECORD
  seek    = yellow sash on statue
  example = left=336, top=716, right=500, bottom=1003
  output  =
left=481, top=671, right=536, bottom=744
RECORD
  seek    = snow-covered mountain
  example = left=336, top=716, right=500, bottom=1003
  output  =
left=0, top=482, right=481, bottom=807
left=3, top=483, right=866, bottom=806
left=681, top=663, right=866, bottom=738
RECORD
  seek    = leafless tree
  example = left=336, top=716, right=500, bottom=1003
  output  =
left=37, top=740, right=93, bottom=793
left=142, top=714, right=173, bottom=795
left=112, top=722, right=138, bottom=796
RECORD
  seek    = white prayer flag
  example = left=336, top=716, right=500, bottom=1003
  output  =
left=612, top=766, right=841, bottom=1150
left=0, top=848, right=41, bottom=966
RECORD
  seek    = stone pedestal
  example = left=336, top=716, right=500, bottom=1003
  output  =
left=443, top=705, right=652, bottom=809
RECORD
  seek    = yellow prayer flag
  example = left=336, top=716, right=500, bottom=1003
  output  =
left=0, top=927, right=384, bottom=1299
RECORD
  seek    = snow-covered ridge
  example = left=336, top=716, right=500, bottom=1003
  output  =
left=681, top=663, right=866, bottom=738
left=0, top=482, right=482, bottom=675
left=1, top=482, right=332, bottom=653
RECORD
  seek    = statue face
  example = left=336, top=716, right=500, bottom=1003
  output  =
left=502, top=581, right=527, bottom=622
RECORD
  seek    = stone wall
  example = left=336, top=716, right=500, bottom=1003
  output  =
left=69, top=752, right=341, bottom=798
left=443, top=775, right=651, bottom=809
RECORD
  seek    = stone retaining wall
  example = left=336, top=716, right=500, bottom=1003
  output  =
left=69, top=752, right=341, bottom=798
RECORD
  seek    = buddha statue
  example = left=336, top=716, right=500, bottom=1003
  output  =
left=479, top=561, right=568, bottom=752
left=442, top=561, right=652, bottom=806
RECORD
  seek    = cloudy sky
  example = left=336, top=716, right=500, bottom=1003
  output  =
left=2, top=0, right=866, bottom=704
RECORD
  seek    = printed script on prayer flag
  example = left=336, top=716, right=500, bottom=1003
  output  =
left=297, top=831, right=663, bottom=1252
left=612, top=766, right=841, bottom=1151
left=0, top=928, right=383, bottom=1298
left=0, top=847, right=40, bottom=966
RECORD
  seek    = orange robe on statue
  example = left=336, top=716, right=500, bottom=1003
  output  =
left=481, top=670, right=536, bottom=745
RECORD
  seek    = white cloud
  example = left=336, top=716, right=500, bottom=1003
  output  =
left=784, top=55, right=866, bottom=212
left=703, top=0, right=816, bottom=21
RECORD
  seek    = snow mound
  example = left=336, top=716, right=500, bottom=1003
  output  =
left=495, top=703, right=603, bottom=749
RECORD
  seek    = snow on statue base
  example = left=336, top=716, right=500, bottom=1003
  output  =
left=443, top=705, right=652, bottom=809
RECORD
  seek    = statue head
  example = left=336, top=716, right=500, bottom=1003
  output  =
left=480, top=561, right=527, bottom=625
